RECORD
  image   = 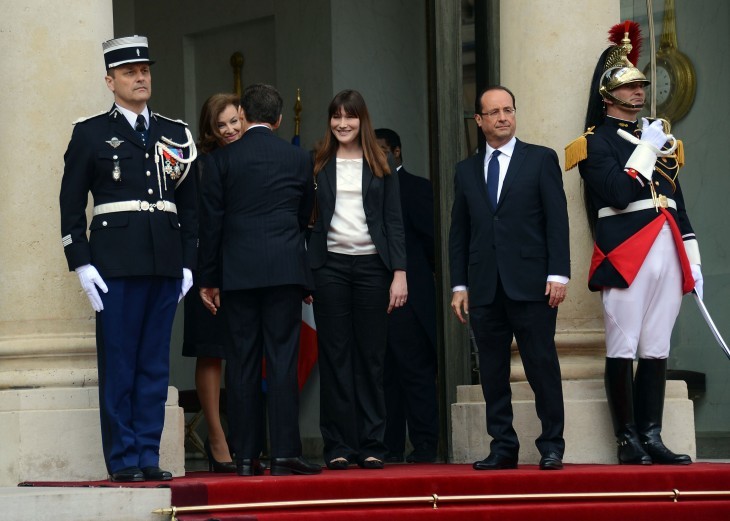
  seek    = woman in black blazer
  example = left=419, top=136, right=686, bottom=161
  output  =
left=309, top=90, right=407, bottom=470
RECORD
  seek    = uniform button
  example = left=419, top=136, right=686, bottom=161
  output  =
left=146, top=171, right=151, bottom=177
left=145, top=153, right=150, bottom=159
left=102, top=221, right=108, bottom=227
left=655, top=181, right=660, bottom=186
left=112, top=155, right=118, bottom=160
left=148, top=188, right=153, bottom=195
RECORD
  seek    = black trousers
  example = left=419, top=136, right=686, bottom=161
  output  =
left=383, top=303, right=439, bottom=455
left=221, top=285, right=303, bottom=460
left=469, top=280, right=565, bottom=458
left=313, top=252, right=391, bottom=463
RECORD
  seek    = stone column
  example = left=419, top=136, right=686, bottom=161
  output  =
left=0, top=1, right=183, bottom=486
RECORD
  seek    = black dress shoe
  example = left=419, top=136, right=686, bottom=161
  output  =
left=384, top=452, right=404, bottom=463
left=270, top=456, right=322, bottom=476
left=110, top=466, right=144, bottom=482
left=141, top=466, right=173, bottom=481
left=539, top=452, right=563, bottom=470
left=358, top=457, right=384, bottom=469
left=473, top=453, right=518, bottom=470
left=237, top=458, right=266, bottom=476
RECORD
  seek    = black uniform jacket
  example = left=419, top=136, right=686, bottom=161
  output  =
left=578, top=117, right=695, bottom=292
left=449, top=139, right=570, bottom=307
left=60, top=105, right=197, bottom=279
left=307, top=156, right=406, bottom=272
left=197, top=126, right=314, bottom=291
left=398, top=168, right=437, bottom=347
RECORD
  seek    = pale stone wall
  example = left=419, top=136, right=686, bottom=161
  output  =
left=0, top=0, right=114, bottom=389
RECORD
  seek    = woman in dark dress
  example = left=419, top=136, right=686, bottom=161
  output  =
left=183, top=93, right=244, bottom=472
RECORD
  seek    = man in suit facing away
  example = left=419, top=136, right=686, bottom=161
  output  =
left=449, top=86, right=570, bottom=471
left=198, top=84, right=320, bottom=476
left=374, top=128, right=440, bottom=463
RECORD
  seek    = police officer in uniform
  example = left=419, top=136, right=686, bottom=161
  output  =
left=566, top=22, right=701, bottom=465
left=60, top=36, right=197, bottom=482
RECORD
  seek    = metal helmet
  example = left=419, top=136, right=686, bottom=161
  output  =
left=598, top=21, right=649, bottom=109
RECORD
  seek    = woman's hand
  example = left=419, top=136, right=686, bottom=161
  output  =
left=387, top=270, right=408, bottom=313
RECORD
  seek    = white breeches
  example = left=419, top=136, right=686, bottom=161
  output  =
left=602, top=223, right=683, bottom=359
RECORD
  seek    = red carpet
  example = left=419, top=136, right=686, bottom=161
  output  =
left=22, top=463, right=730, bottom=520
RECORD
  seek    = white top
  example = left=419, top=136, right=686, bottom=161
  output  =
left=327, top=158, right=377, bottom=255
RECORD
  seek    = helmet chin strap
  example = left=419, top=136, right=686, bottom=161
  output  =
left=603, top=89, right=645, bottom=110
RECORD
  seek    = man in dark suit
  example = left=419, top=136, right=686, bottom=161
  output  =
left=375, top=128, right=439, bottom=464
left=449, top=86, right=570, bottom=471
left=198, top=83, right=320, bottom=476
left=60, top=36, right=197, bottom=482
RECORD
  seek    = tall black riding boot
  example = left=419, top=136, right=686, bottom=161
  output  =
left=635, top=358, right=692, bottom=465
left=604, top=358, right=652, bottom=465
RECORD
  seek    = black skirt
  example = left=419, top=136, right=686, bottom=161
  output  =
left=182, top=281, right=226, bottom=359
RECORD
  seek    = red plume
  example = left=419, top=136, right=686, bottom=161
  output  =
left=608, top=20, right=642, bottom=65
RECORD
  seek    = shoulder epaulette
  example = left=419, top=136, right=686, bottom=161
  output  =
left=676, top=139, right=684, bottom=168
left=564, top=127, right=595, bottom=171
left=72, top=111, right=107, bottom=126
left=152, top=112, right=188, bottom=126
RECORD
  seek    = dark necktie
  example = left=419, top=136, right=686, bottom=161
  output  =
left=135, top=114, right=147, bottom=144
left=487, top=150, right=501, bottom=211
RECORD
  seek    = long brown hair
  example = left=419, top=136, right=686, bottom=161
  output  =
left=197, top=93, right=242, bottom=154
left=313, top=90, right=390, bottom=178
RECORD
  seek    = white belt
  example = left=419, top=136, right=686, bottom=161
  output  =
left=598, top=197, right=676, bottom=218
left=93, top=200, right=177, bottom=216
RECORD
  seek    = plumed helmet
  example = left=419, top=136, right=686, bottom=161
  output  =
left=598, top=21, right=649, bottom=107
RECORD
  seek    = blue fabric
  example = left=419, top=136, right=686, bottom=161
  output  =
left=96, top=276, right=180, bottom=473
left=487, top=150, right=501, bottom=211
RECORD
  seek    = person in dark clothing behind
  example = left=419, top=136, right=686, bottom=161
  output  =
left=375, top=128, right=439, bottom=463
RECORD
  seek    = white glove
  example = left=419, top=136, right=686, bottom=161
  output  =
left=75, top=264, right=108, bottom=312
left=623, top=118, right=671, bottom=182
left=691, top=264, right=703, bottom=300
left=639, top=118, right=669, bottom=150
left=179, top=268, right=193, bottom=303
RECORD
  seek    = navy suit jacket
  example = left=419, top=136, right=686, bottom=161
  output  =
left=308, top=157, right=406, bottom=272
left=198, top=126, right=314, bottom=290
left=449, top=138, right=570, bottom=306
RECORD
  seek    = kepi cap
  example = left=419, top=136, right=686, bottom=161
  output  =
left=102, top=35, right=154, bottom=69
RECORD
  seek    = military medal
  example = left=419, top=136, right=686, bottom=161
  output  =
left=162, top=148, right=182, bottom=180
left=112, top=155, right=122, bottom=182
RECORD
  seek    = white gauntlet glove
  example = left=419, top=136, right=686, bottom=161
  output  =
left=691, top=264, right=703, bottom=300
left=179, top=268, right=193, bottom=303
left=75, top=264, right=108, bottom=312
left=622, top=118, right=673, bottom=182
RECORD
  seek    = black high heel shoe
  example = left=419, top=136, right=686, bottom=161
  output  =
left=204, top=439, right=237, bottom=473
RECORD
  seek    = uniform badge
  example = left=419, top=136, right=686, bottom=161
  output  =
left=106, top=137, right=124, bottom=148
